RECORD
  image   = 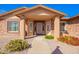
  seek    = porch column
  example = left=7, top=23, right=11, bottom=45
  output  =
left=20, top=18, right=25, bottom=39
left=54, top=16, right=60, bottom=40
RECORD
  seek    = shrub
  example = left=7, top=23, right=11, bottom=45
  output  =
left=45, top=35, right=54, bottom=40
left=58, top=36, right=71, bottom=42
left=5, top=39, right=30, bottom=52
left=58, top=36, right=79, bottom=46
left=58, top=36, right=64, bottom=42
left=69, top=37, right=79, bottom=46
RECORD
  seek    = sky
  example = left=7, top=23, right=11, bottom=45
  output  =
left=0, top=4, right=79, bottom=17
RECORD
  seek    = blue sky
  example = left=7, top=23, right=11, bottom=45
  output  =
left=0, top=4, right=79, bottom=17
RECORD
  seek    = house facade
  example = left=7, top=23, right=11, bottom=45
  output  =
left=63, top=15, right=79, bottom=38
left=0, top=5, right=79, bottom=40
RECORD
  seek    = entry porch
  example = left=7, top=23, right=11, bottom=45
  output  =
left=18, top=5, right=66, bottom=39
left=24, top=15, right=61, bottom=39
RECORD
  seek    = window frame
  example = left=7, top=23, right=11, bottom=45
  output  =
left=7, top=21, right=19, bottom=33
left=46, top=22, right=51, bottom=31
left=29, top=21, right=33, bottom=32
left=60, top=21, right=67, bottom=32
left=47, top=24, right=50, bottom=31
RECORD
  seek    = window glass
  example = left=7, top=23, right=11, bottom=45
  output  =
left=60, top=22, right=65, bottom=31
left=47, top=24, right=50, bottom=31
left=29, top=22, right=33, bottom=32
left=8, top=21, right=19, bottom=32
left=47, top=25, right=49, bottom=31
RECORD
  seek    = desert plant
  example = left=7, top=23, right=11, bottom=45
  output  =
left=5, top=39, right=30, bottom=52
left=69, top=37, right=79, bottom=46
left=58, top=36, right=79, bottom=46
left=58, top=36, right=66, bottom=42
left=45, top=35, right=54, bottom=40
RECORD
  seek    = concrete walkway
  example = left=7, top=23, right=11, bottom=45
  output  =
left=27, top=36, right=52, bottom=54
left=27, top=36, right=79, bottom=54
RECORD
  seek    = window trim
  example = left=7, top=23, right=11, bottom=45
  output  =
left=7, top=21, right=19, bottom=33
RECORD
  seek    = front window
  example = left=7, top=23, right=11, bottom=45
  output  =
left=29, top=22, right=33, bottom=32
left=7, top=21, right=19, bottom=32
left=60, top=22, right=65, bottom=31
left=47, top=25, right=50, bottom=31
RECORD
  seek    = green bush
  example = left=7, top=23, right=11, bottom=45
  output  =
left=5, top=39, right=30, bottom=52
left=45, top=35, right=54, bottom=40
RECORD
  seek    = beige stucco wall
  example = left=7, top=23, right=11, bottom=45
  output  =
left=66, top=19, right=79, bottom=38
left=0, top=16, right=24, bottom=39
left=20, top=18, right=25, bottom=39
left=54, top=16, right=60, bottom=39
left=46, top=20, right=54, bottom=35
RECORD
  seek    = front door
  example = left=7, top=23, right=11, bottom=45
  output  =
left=36, top=22, right=45, bottom=35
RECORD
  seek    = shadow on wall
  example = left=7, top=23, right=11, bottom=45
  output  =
left=51, top=46, right=63, bottom=54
